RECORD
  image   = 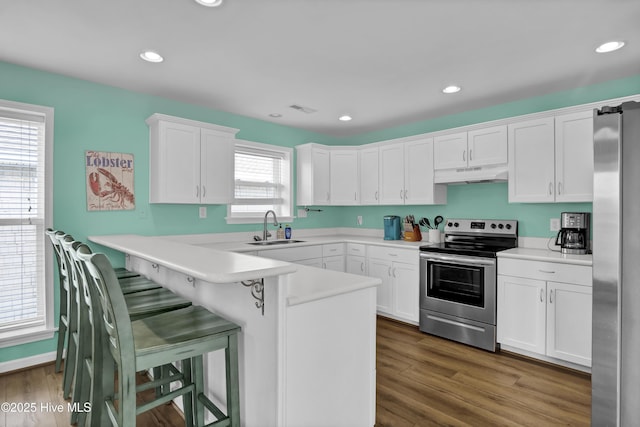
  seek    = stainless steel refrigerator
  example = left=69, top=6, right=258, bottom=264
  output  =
left=592, top=100, right=640, bottom=426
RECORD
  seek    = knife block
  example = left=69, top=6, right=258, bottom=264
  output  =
left=403, top=225, right=422, bottom=242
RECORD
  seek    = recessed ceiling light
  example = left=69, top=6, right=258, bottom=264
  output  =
left=339, top=115, right=353, bottom=122
left=195, top=0, right=223, bottom=7
left=442, top=85, right=461, bottom=94
left=269, top=113, right=282, bottom=118
left=139, top=50, right=164, bottom=63
left=595, top=41, right=625, bottom=53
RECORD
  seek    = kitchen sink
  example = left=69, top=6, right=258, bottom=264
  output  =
left=247, top=239, right=305, bottom=246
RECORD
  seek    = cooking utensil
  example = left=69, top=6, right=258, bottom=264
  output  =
left=419, top=217, right=432, bottom=229
left=433, top=215, right=444, bottom=229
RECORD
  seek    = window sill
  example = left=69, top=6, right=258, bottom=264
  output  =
left=0, top=326, right=56, bottom=348
left=225, top=216, right=294, bottom=225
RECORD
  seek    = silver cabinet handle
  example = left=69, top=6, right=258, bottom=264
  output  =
left=538, top=269, right=555, bottom=274
left=326, top=192, right=330, bottom=201
left=392, top=267, right=397, bottom=278
left=202, top=185, right=206, bottom=198
left=354, top=192, right=357, bottom=200
left=548, top=182, right=553, bottom=195
left=388, top=266, right=392, bottom=276
left=557, top=182, right=562, bottom=195
left=540, top=288, right=544, bottom=302
left=196, top=185, right=200, bottom=198
left=323, top=262, right=327, bottom=269
left=400, top=190, right=403, bottom=199
left=549, top=289, right=554, bottom=304
left=360, top=262, right=364, bottom=272
left=375, top=191, right=378, bottom=200
left=404, top=189, right=407, bottom=199
left=462, top=150, right=466, bottom=162
left=469, top=149, right=473, bottom=161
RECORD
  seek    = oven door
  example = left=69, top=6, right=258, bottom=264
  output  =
left=419, top=252, right=496, bottom=325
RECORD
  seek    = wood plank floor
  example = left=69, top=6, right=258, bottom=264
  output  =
left=1, top=316, right=591, bottom=426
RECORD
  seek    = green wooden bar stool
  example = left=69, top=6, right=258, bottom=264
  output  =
left=79, top=246, right=241, bottom=427
left=60, top=238, right=193, bottom=426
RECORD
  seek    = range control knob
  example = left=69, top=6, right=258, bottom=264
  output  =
left=506, top=224, right=512, bottom=230
left=454, top=222, right=459, bottom=227
left=447, top=222, right=453, bottom=227
left=498, top=223, right=504, bottom=229
left=490, top=223, right=497, bottom=229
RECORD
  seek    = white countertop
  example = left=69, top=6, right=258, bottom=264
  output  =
left=498, top=247, right=592, bottom=266
left=89, top=234, right=298, bottom=283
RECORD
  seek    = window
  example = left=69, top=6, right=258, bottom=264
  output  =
left=227, top=140, right=293, bottom=224
left=0, top=100, right=53, bottom=346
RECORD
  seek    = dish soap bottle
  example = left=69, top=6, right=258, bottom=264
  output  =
left=277, top=225, right=285, bottom=240
left=285, top=224, right=292, bottom=239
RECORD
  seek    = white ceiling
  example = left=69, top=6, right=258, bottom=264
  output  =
left=1, top=0, right=638, bottom=136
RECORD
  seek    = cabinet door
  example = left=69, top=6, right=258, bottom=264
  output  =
left=200, top=128, right=234, bottom=204
left=404, top=138, right=445, bottom=205
left=151, top=121, right=201, bottom=203
left=434, top=132, right=468, bottom=170
left=346, top=255, right=366, bottom=275
left=312, top=147, right=331, bottom=204
left=367, top=258, right=393, bottom=314
left=392, top=261, right=419, bottom=323
left=497, top=275, right=546, bottom=354
left=379, top=144, right=405, bottom=205
left=360, top=147, right=379, bottom=205
left=554, top=111, right=593, bottom=202
left=330, top=150, right=359, bottom=205
left=546, top=281, right=592, bottom=366
left=323, top=255, right=345, bottom=272
left=297, top=258, right=324, bottom=268
left=508, top=117, right=556, bottom=203
left=467, top=125, right=507, bottom=167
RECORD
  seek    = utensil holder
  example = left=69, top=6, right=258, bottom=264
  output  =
left=428, top=229, right=441, bottom=243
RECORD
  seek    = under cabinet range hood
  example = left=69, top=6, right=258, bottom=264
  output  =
left=434, top=164, right=508, bottom=184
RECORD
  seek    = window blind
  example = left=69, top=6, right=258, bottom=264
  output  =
left=230, top=144, right=289, bottom=217
left=0, top=114, right=46, bottom=333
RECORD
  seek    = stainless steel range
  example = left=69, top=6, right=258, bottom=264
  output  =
left=419, top=219, right=518, bottom=351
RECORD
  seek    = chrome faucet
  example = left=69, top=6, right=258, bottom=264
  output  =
left=263, top=210, right=279, bottom=241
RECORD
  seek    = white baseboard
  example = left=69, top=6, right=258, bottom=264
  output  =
left=0, top=351, right=57, bottom=374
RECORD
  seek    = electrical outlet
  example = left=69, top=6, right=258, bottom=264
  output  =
left=550, top=218, right=560, bottom=232
left=357, top=215, right=363, bottom=226
left=199, top=206, right=207, bottom=219
left=297, top=208, right=307, bottom=218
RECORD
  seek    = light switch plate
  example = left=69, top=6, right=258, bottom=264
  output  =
left=550, top=218, right=560, bottom=232
left=199, top=206, right=207, bottom=219
left=357, top=216, right=363, bottom=225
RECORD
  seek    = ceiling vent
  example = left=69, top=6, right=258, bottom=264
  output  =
left=289, top=104, right=317, bottom=114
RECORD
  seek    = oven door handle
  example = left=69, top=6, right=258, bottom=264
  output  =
left=420, top=253, right=496, bottom=267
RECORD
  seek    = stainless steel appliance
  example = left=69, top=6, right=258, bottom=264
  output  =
left=419, top=219, right=518, bottom=351
left=555, top=212, right=590, bottom=254
left=592, top=101, right=640, bottom=425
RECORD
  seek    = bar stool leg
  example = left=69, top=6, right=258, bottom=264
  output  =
left=192, top=355, right=205, bottom=427
left=181, top=359, right=194, bottom=427
left=226, top=334, right=241, bottom=427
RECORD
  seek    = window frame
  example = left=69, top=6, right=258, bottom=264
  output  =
left=226, top=139, right=294, bottom=225
left=0, top=99, right=54, bottom=347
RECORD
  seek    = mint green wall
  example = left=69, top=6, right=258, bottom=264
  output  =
left=0, top=59, right=637, bottom=363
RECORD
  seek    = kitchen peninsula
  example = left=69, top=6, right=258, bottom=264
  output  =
left=88, top=234, right=380, bottom=427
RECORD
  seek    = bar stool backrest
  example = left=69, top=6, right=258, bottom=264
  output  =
left=78, top=250, right=135, bottom=373
left=46, top=229, right=69, bottom=291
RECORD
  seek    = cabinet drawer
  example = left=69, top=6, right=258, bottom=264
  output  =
left=322, top=243, right=345, bottom=257
left=258, top=245, right=322, bottom=262
left=368, top=245, right=417, bottom=265
left=498, top=258, right=592, bottom=286
left=346, top=243, right=366, bottom=256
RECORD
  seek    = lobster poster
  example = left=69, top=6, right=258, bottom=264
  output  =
left=85, top=151, right=135, bottom=211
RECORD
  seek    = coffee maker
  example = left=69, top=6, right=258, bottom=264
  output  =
left=555, top=212, right=590, bottom=254
left=383, top=215, right=402, bottom=240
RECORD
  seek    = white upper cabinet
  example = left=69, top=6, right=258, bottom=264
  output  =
left=467, top=125, right=508, bottom=167
left=296, top=144, right=330, bottom=205
left=359, top=146, right=379, bottom=205
left=378, top=143, right=406, bottom=205
left=508, top=112, right=594, bottom=203
left=379, top=139, right=446, bottom=205
left=147, top=114, right=238, bottom=204
left=404, top=138, right=446, bottom=205
left=434, top=132, right=468, bottom=170
left=434, top=126, right=507, bottom=170
left=508, top=117, right=556, bottom=203
left=554, top=110, right=594, bottom=202
left=330, top=149, right=359, bottom=205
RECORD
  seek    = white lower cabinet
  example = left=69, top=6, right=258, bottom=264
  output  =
left=497, top=258, right=592, bottom=368
left=367, top=246, right=419, bottom=324
left=346, top=255, right=366, bottom=275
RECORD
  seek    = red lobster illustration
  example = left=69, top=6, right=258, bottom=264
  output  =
left=89, top=168, right=135, bottom=208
